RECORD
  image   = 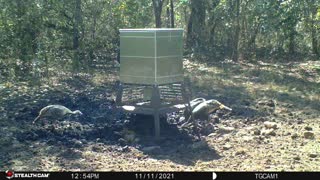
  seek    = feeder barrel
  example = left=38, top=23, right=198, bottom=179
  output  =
left=119, top=28, right=184, bottom=85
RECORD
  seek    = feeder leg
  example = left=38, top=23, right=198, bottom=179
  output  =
left=151, top=85, right=161, bottom=139
left=115, top=82, right=123, bottom=106
left=154, top=110, right=160, bottom=139
left=182, top=82, right=193, bottom=121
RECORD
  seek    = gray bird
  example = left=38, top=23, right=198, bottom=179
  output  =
left=191, top=99, right=232, bottom=121
left=190, top=98, right=207, bottom=110
left=33, top=105, right=83, bottom=124
left=184, top=98, right=206, bottom=118
left=182, top=99, right=232, bottom=140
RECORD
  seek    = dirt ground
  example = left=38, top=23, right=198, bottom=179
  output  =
left=0, top=59, right=319, bottom=171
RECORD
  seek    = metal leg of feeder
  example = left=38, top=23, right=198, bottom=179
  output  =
left=154, top=110, right=160, bottom=139
left=181, top=82, right=193, bottom=120
left=115, top=82, right=123, bottom=106
left=151, top=85, right=161, bottom=139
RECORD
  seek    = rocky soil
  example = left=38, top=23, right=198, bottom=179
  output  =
left=0, top=59, right=319, bottom=171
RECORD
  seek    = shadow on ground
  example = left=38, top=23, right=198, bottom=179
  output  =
left=125, top=114, right=222, bottom=166
left=3, top=60, right=318, bottom=170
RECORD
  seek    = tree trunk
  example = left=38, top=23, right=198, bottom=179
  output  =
left=310, top=5, right=318, bottom=56
left=166, top=6, right=170, bottom=28
left=16, top=0, right=30, bottom=78
left=186, top=11, right=193, bottom=48
left=88, top=10, right=97, bottom=70
left=247, top=21, right=261, bottom=57
left=73, top=0, right=82, bottom=71
left=232, top=0, right=240, bottom=61
left=311, top=26, right=318, bottom=56
left=152, top=0, right=164, bottom=28
left=186, top=0, right=206, bottom=51
left=208, top=0, right=221, bottom=47
left=304, top=0, right=318, bottom=56
left=184, top=6, right=188, bottom=26
left=170, top=0, right=175, bottom=28
left=91, top=13, right=96, bottom=40
left=288, top=28, right=295, bottom=55
left=209, top=23, right=217, bottom=46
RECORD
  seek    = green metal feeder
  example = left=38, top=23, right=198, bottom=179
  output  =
left=116, top=28, right=191, bottom=139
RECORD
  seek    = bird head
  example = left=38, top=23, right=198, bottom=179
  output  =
left=206, top=100, right=232, bottom=114
left=73, top=110, right=83, bottom=115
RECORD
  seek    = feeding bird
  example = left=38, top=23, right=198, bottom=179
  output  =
left=181, top=98, right=232, bottom=128
left=184, top=98, right=206, bottom=118
left=190, top=98, right=207, bottom=110
left=33, top=105, right=83, bottom=124
left=191, top=99, right=232, bottom=121
left=182, top=99, right=232, bottom=126
left=181, top=99, right=232, bottom=140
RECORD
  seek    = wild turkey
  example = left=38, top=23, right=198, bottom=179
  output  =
left=33, top=105, right=83, bottom=124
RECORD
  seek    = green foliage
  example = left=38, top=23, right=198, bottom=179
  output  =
left=118, top=0, right=153, bottom=28
left=0, top=0, right=319, bottom=82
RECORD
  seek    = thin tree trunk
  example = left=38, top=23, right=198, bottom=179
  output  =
left=16, top=0, right=30, bottom=77
left=184, top=6, right=188, bottom=27
left=310, top=9, right=318, bottom=55
left=186, top=0, right=205, bottom=51
left=311, top=26, right=318, bottom=56
left=152, top=0, right=164, bottom=28
left=166, top=6, right=170, bottom=28
left=92, top=14, right=96, bottom=40
left=186, top=11, right=193, bottom=48
left=249, top=23, right=260, bottom=52
left=208, top=0, right=221, bottom=50
left=209, top=23, right=218, bottom=46
left=306, top=0, right=319, bottom=56
left=232, top=0, right=240, bottom=61
left=246, top=20, right=261, bottom=58
left=44, top=49, right=49, bottom=80
left=288, top=28, right=295, bottom=55
left=88, top=11, right=97, bottom=70
left=170, top=0, right=174, bottom=28
left=73, top=0, right=82, bottom=71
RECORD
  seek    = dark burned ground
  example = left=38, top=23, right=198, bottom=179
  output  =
left=0, top=59, right=319, bottom=171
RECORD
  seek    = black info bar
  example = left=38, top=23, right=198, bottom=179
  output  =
left=2, top=171, right=320, bottom=180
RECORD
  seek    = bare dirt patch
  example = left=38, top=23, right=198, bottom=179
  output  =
left=1, top=59, right=319, bottom=171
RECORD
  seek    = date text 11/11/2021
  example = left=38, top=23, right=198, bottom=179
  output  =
left=135, top=173, right=175, bottom=180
